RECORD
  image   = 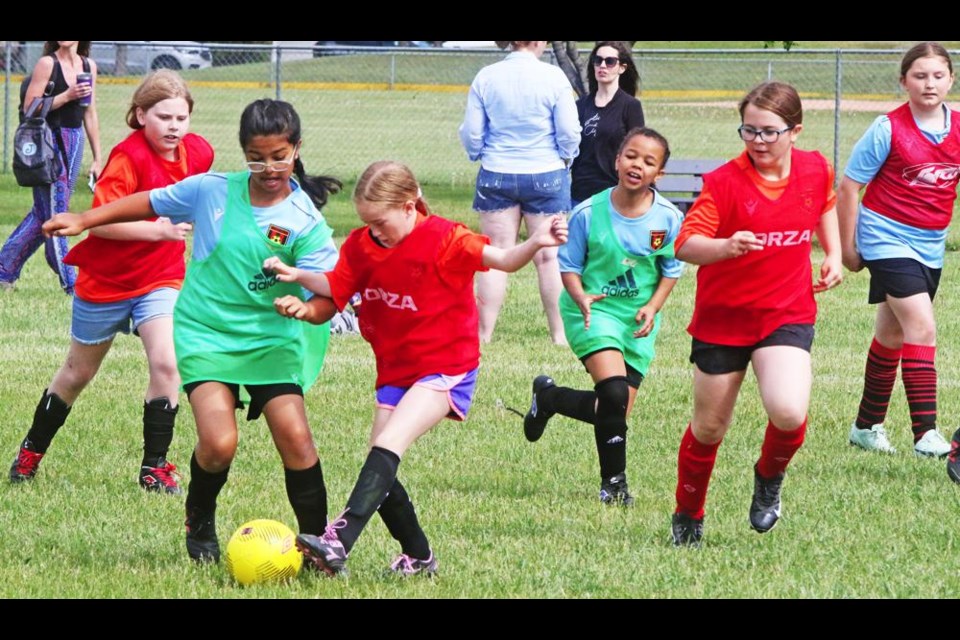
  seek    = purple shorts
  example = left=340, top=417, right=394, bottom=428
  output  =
left=375, top=368, right=479, bottom=421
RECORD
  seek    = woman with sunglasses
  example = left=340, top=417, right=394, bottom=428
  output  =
left=459, top=40, right=581, bottom=345
left=41, top=99, right=341, bottom=564
left=668, top=82, right=842, bottom=547
left=570, top=41, right=645, bottom=210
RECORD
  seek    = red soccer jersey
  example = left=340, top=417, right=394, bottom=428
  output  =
left=684, top=149, right=831, bottom=345
left=65, top=130, right=214, bottom=302
left=327, top=214, right=489, bottom=388
left=861, top=102, right=960, bottom=231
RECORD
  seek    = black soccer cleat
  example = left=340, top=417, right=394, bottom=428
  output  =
left=185, top=507, right=220, bottom=563
left=139, top=459, right=182, bottom=495
left=523, top=375, right=556, bottom=442
left=749, top=464, right=784, bottom=533
left=671, top=512, right=704, bottom=548
left=599, top=472, right=635, bottom=507
left=947, top=428, right=960, bottom=485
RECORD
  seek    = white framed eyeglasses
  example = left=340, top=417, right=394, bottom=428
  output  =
left=245, top=147, right=298, bottom=173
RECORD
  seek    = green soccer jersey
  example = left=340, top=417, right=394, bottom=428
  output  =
left=559, top=188, right=676, bottom=376
left=174, top=171, right=331, bottom=389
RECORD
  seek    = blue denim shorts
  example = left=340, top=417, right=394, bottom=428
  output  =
left=71, top=287, right=179, bottom=345
left=472, top=167, right=570, bottom=214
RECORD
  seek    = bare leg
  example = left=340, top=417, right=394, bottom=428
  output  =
left=476, top=206, right=521, bottom=343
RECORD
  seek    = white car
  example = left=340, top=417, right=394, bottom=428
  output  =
left=90, top=41, right=213, bottom=74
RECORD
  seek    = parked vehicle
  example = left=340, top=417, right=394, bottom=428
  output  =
left=90, top=41, right=213, bottom=74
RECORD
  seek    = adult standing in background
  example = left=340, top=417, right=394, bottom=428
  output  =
left=459, top=40, right=580, bottom=345
left=570, top=41, right=645, bottom=209
left=0, top=41, right=102, bottom=294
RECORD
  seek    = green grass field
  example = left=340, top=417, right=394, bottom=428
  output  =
left=2, top=43, right=960, bottom=597
left=1, top=166, right=959, bottom=598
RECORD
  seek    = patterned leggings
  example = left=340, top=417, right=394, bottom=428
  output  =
left=0, top=126, right=84, bottom=293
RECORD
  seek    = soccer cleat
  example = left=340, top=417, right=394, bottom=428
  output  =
left=599, top=472, right=635, bottom=507
left=523, top=375, right=556, bottom=442
left=296, top=515, right=349, bottom=576
left=387, top=551, right=438, bottom=577
left=749, top=464, right=784, bottom=534
left=671, top=512, right=703, bottom=547
left=947, top=429, right=960, bottom=484
left=913, top=429, right=951, bottom=458
left=9, top=440, right=44, bottom=483
left=139, top=460, right=182, bottom=495
left=848, top=422, right=896, bottom=454
left=185, top=507, right=220, bottom=563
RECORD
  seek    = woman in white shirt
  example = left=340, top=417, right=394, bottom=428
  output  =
left=459, top=40, right=581, bottom=345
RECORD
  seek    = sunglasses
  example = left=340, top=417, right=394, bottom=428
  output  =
left=592, top=55, right=622, bottom=68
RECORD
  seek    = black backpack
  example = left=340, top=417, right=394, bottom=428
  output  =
left=12, top=88, right=62, bottom=187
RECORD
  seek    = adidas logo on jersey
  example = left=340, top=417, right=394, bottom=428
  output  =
left=248, top=270, right=278, bottom=291
left=601, top=271, right=640, bottom=298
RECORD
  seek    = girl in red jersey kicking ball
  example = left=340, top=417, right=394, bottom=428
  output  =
left=837, top=43, right=960, bottom=481
left=264, top=160, right=568, bottom=576
left=669, top=82, right=843, bottom=547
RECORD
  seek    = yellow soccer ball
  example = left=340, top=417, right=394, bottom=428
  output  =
left=224, top=519, right=303, bottom=586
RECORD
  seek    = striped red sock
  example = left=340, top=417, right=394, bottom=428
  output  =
left=756, top=419, right=807, bottom=479
left=855, top=338, right=902, bottom=429
left=675, top=424, right=721, bottom=520
left=901, top=343, right=937, bottom=441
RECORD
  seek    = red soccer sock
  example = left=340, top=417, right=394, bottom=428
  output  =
left=855, top=337, right=902, bottom=429
left=756, top=419, right=807, bottom=479
left=675, top=424, right=721, bottom=520
left=901, top=343, right=937, bottom=441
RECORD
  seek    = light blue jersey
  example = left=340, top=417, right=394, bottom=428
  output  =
left=845, top=106, right=953, bottom=267
left=559, top=188, right=684, bottom=279
left=150, top=172, right=339, bottom=275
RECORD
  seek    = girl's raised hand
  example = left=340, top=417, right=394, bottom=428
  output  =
left=535, top=214, right=568, bottom=247
left=273, top=294, right=309, bottom=319
left=262, top=256, right=299, bottom=283
left=156, top=217, right=192, bottom=241
left=42, top=213, right=85, bottom=238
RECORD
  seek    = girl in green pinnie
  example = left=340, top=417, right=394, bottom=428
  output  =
left=43, top=99, right=340, bottom=563
left=520, top=127, right=684, bottom=505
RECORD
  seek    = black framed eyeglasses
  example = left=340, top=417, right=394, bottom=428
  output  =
left=737, top=125, right=795, bottom=143
left=592, top=55, right=622, bottom=68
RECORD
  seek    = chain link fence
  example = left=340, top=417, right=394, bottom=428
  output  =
left=0, top=42, right=924, bottom=188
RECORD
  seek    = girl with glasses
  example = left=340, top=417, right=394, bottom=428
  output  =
left=9, top=70, right=213, bottom=496
left=837, top=43, right=960, bottom=478
left=41, top=99, right=342, bottom=564
left=459, top=40, right=581, bottom=346
left=570, top=41, right=645, bottom=210
left=264, top=160, right=567, bottom=577
left=669, top=81, right=842, bottom=547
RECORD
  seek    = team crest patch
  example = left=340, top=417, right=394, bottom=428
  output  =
left=650, top=230, right=667, bottom=250
left=267, top=224, right=291, bottom=245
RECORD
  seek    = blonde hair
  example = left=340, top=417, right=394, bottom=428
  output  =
left=353, top=161, right=432, bottom=216
left=125, top=69, right=194, bottom=130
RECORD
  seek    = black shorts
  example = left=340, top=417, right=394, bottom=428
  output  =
left=183, top=381, right=303, bottom=421
left=580, top=348, right=644, bottom=388
left=689, top=324, right=815, bottom=375
left=865, top=258, right=941, bottom=304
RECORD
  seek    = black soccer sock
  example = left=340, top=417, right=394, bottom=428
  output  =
left=338, top=446, right=400, bottom=553
left=285, top=462, right=328, bottom=536
left=378, top=478, right=430, bottom=559
left=539, top=385, right=595, bottom=424
left=593, top=376, right=630, bottom=480
left=24, top=389, right=71, bottom=454
left=142, top=397, right=177, bottom=468
left=185, top=452, right=229, bottom=514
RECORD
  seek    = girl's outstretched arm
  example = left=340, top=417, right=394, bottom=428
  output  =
left=42, top=192, right=155, bottom=237
left=482, top=214, right=568, bottom=272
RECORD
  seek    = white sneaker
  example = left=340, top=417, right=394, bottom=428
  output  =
left=849, top=423, right=896, bottom=454
left=913, top=429, right=951, bottom=458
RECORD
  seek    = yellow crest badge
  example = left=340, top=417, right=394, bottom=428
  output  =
left=650, top=230, right=667, bottom=250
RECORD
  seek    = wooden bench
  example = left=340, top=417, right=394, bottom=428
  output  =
left=655, top=158, right=725, bottom=213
